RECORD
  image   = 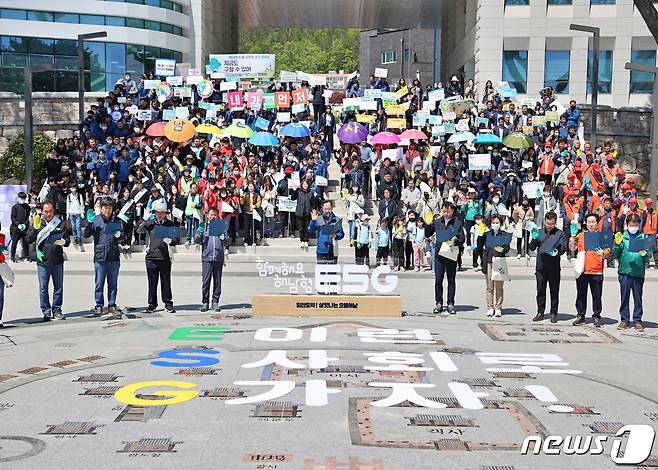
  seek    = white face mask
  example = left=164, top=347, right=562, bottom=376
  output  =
left=628, top=226, right=639, bottom=235
left=492, top=197, right=500, bottom=204
left=491, top=223, right=501, bottom=231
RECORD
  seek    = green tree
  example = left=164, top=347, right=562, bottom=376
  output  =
left=0, top=133, right=53, bottom=186
left=240, top=28, right=360, bottom=75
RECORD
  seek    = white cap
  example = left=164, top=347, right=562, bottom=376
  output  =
left=152, top=202, right=169, bottom=213
left=451, top=75, right=459, bottom=82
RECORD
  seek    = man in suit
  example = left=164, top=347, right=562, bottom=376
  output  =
left=425, top=201, right=465, bottom=315
left=493, top=117, right=510, bottom=140
left=321, top=106, right=336, bottom=151
left=378, top=189, right=397, bottom=220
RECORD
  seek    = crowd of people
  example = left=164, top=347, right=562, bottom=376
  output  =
left=0, top=68, right=654, bottom=333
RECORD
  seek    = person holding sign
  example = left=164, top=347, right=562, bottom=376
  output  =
left=477, top=214, right=511, bottom=317
left=569, top=213, right=611, bottom=327
left=195, top=208, right=225, bottom=312
left=612, top=214, right=650, bottom=331
left=308, top=201, right=345, bottom=264
left=24, top=200, right=71, bottom=321
left=425, top=201, right=465, bottom=315
left=137, top=201, right=179, bottom=313
left=528, top=211, right=568, bottom=323
left=83, top=198, right=125, bottom=317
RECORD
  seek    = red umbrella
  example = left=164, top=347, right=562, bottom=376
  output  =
left=399, top=129, right=428, bottom=140
left=146, top=121, right=166, bottom=137
left=371, top=132, right=401, bottom=145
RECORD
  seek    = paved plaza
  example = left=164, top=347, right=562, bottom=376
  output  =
left=0, top=259, right=657, bottom=469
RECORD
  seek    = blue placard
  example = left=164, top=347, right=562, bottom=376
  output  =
left=104, top=222, right=122, bottom=234
left=629, top=234, right=656, bottom=252
left=485, top=232, right=513, bottom=248
left=320, top=222, right=342, bottom=235
left=255, top=117, right=270, bottom=130
left=436, top=228, right=458, bottom=243
left=153, top=226, right=180, bottom=240
left=162, top=109, right=176, bottom=121
left=46, top=231, right=64, bottom=244
left=584, top=231, right=613, bottom=251
left=209, top=219, right=229, bottom=236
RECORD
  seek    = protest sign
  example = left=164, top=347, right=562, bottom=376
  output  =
left=442, top=111, right=457, bottom=121
left=364, top=88, right=382, bottom=99
left=246, top=92, right=263, bottom=110
left=428, top=115, right=442, bottom=125
left=175, top=107, right=189, bottom=119
left=276, top=112, right=291, bottom=123
left=387, top=118, right=406, bottom=129
left=263, top=93, right=275, bottom=109
left=296, top=71, right=313, bottom=83
left=374, top=68, right=388, bottom=78
left=209, top=54, right=275, bottom=78
left=291, top=103, right=306, bottom=114
left=196, top=80, right=214, bottom=98
left=143, top=80, right=160, bottom=90
left=358, top=100, right=377, bottom=111
left=310, top=75, right=326, bottom=86
left=275, top=92, right=291, bottom=109
left=227, top=91, right=244, bottom=110
left=382, top=149, right=399, bottom=161
left=443, top=123, right=456, bottom=134
left=427, top=88, right=445, bottom=103
left=220, top=81, right=238, bottom=91
left=545, top=111, right=559, bottom=122
left=384, top=105, right=404, bottom=115
left=291, top=89, right=309, bottom=105
left=136, top=110, right=153, bottom=121
left=468, top=154, right=492, bottom=171
left=532, top=116, right=546, bottom=127
left=279, top=70, right=297, bottom=82
left=186, top=75, right=203, bottom=85
left=412, top=115, right=426, bottom=127
left=162, top=109, right=176, bottom=121
left=343, top=98, right=360, bottom=111
left=167, top=76, right=183, bottom=86
left=475, top=116, right=489, bottom=127
left=155, top=59, right=176, bottom=77
left=255, top=117, right=270, bottom=130
left=381, top=92, right=396, bottom=107
left=522, top=181, right=546, bottom=198
left=395, top=86, right=409, bottom=101
left=356, top=114, right=376, bottom=123
left=277, top=197, right=297, bottom=212
left=432, top=126, right=445, bottom=136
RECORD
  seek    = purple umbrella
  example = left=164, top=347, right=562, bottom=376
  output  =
left=337, top=122, right=368, bottom=144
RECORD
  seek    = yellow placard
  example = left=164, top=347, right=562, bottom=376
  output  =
left=395, top=86, right=409, bottom=101
left=356, top=114, right=376, bottom=123
left=384, top=105, right=405, bottom=116
left=387, top=118, right=406, bottom=129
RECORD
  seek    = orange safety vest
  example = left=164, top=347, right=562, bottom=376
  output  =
left=539, top=153, right=554, bottom=176
left=643, top=210, right=658, bottom=234
left=598, top=209, right=617, bottom=232
left=576, top=231, right=607, bottom=274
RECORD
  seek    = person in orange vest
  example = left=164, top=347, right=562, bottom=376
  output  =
left=562, top=188, right=584, bottom=229
left=538, top=142, right=555, bottom=186
left=570, top=213, right=611, bottom=327
left=584, top=162, right=607, bottom=197
left=602, top=155, right=617, bottom=185
left=641, top=198, right=658, bottom=268
left=565, top=172, right=582, bottom=193
left=617, top=196, right=642, bottom=230
left=587, top=190, right=606, bottom=217
left=613, top=168, right=626, bottom=196
left=572, top=160, right=587, bottom=186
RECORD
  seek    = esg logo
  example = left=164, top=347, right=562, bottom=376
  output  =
left=521, top=425, right=656, bottom=464
left=314, top=265, right=398, bottom=294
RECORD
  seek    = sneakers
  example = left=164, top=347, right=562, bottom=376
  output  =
left=301, top=241, right=305, bottom=248
left=526, top=254, right=530, bottom=260
left=42, top=315, right=51, bottom=322
left=415, top=267, right=420, bottom=272
left=516, top=254, right=522, bottom=259
left=91, top=306, right=102, bottom=317
left=447, top=305, right=456, bottom=315
left=593, top=317, right=602, bottom=327
left=165, top=305, right=176, bottom=313
left=617, top=321, right=630, bottom=330
left=200, top=303, right=209, bottom=312
left=634, top=322, right=645, bottom=332
left=212, top=302, right=221, bottom=312
left=53, top=314, right=66, bottom=321
left=550, top=314, right=558, bottom=323
left=433, top=304, right=443, bottom=314
left=532, top=313, right=544, bottom=322
left=572, top=315, right=586, bottom=326
left=144, top=305, right=157, bottom=313
left=486, top=309, right=494, bottom=317
left=494, top=310, right=502, bottom=317
left=0, top=320, right=4, bottom=328
left=185, top=240, right=191, bottom=247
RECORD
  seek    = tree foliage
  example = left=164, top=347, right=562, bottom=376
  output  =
left=0, top=133, right=52, bottom=186
left=239, top=28, right=360, bottom=75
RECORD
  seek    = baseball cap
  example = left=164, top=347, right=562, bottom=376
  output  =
left=152, top=201, right=168, bottom=212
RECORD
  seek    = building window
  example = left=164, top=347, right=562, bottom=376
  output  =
left=591, top=0, right=615, bottom=3
left=587, top=50, right=613, bottom=94
left=0, top=8, right=27, bottom=20
left=544, top=50, right=570, bottom=93
left=548, top=0, right=572, bottom=4
left=630, top=50, right=656, bottom=94
left=502, top=50, right=528, bottom=93
left=381, top=50, right=396, bottom=64
left=505, top=0, right=529, bottom=4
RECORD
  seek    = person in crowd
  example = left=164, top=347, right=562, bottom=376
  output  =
left=478, top=214, right=510, bottom=317
left=83, top=198, right=124, bottom=317
left=351, top=214, right=373, bottom=265
left=66, top=184, right=85, bottom=247
left=0, top=232, right=14, bottom=328
left=412, top=217, right=428, bottom=272
left=9, top=192, right=31, bottom=263
left=426, top=201, right=464, bottom=315
left=137, top=201, right=178, bottom=313
left=24, top=200, right=70, bottom=321
left=513, top=196, right=534, bottom=259
left=195, top=207, right=225, bottom=312
left=293, top=179, right=316, bottom=249
left=529, top=211, right=568, bottom=323
left=391, top=216, right=406, bottom=271
left=613, top=214, right=649, bottom=331
left=375, top=218, right=391, bottom=266
left=308, top=200, right=344, bottom=264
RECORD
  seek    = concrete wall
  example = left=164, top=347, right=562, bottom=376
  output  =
left=359, top=28, right=438, bottom=85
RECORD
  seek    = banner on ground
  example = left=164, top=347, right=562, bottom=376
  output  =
left=208, top=54, right=275, bottom=79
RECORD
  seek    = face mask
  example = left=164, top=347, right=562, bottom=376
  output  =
left=71, top=188, right=77, bottom=193
left=491, top=223, right=501, bottom=231
left=543, top=193, right=550, bottom=198
left=18, top=198, right=26, bottom=204
left=522, top=202, right=528, bottom=207
left=628, top=226, right=639, bottom=235
left=259, top=152, right=264, bottom=157
left=492, top=197, right=500, bottom=204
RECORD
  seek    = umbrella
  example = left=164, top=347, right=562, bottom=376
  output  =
left=195, top=123, right=223, bottom=135
left=337, top=122, right=368, bottom=144
left=280, top=122, right=311, bottom=138
left=225, top=122, right=254, bottom=139
left=472, top=133, right=502, bottom=145
left=399, top=129, right=428, bottom=141
left=447, top=131, right=476, bottom=144
left=371, top=132, right=401, bottom=145
left=146, top=121, right=166, bottom=137
left=503, top=132, right=533, bottom=149
left=164, top=119, right=196, bottom=142
left=249, top=132, right=280, bottom=147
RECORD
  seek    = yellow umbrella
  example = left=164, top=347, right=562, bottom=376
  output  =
left=225, top=122, right=254, bottom=139
left=196, top=123, right=223, bottom=135
left=164, top=118, right=196, bottom=142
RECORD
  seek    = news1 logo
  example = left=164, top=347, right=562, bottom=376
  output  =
left=314, top=265, right=398, bottom=294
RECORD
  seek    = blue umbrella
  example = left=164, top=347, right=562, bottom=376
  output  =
left=280, top=122, right=311, bottom=138
left=447, top=131, right=476, bottom=144
left=472, top=133, right=502, bottom=145
left=249, top=132, right=280, bottom=147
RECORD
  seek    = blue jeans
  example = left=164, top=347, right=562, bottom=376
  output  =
left=37, top=264, right=64, bottom=317
left=185, top=216, right=198, bottom=242
left=618, top=274, right=644, bottom=323
left=69, top=214, right=82, bottom=242
left=94, top=261, right=120, bottom=307
left=0, top=276, right=4, bottom=320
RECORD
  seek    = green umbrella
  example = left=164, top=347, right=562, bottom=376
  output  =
left=225, top=122, right=254, bottom=139
left=502, top=132, right=533, bottom=149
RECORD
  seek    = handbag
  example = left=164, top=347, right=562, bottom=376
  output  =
left=491, top=257, right=510, bottom=282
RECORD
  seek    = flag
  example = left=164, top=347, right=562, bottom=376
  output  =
left=252, top=210, right=262, bottom=222
left=220, top=202, right=234, bottom=214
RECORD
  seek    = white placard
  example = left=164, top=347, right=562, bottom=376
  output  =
left=468, top=153, right=492, bottom=171
left=358, top=100, right=378, bottom=111
left=143, top=80, right=160, bottom=89
left=155, top=59, right=176, bottom=77
left=522, top=181, right=546, bottom=198
left=381, top=149, right=398, bottom=161
left=374, top=68, right=388, bottom=78
left=167, top=76, right=183, bottom=86
left=186, top=75, right=203, bottom=85
left=277, top=112, right=291, bottom=123
left=220, top=81, right=238, bottom=91
left=311, top=75, right=327, bottom=87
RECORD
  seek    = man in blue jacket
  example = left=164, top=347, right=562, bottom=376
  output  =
left=83, top=198, right=124, bottom=318
left=308, top=201, right=345, bottom=264
left=195, top=207, right=225, bottom=312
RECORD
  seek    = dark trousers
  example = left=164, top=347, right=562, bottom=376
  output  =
left=575, top=273, right=603, bottom=318
left=392, top=239, right=404, bottom=267
left=618, top=274, right=644, bottom=324
left=244, top=213, right=259, bottom=245
left=404, top=239, right=413, bottom=269
left=516, top=229, right=530, bottom=256
left=201, top=260, right=223, bottom=304
left=464, top=220, right=475, bottom=246
left=376, top=246, right=389, bottom=265
left=536, top=269, right=560, bottom=315
left=280, top=212, right=296, bottom=236
left=146, top=259, right=173, bottom=308
left=10, top=226, right=27, bottom=260
left=355, top=245, right=369, bottom=265
left=298, top=215, right=310, bottom=242
left=434, top=257, right=457, bottom=306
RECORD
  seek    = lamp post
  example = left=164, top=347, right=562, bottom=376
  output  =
left=78, top=31, right=108, bottom=123
left=570, top=24, right=600, bottom=152
left=625, top=62, right=658, bottom=202
left=24, top=63, right=57, bottom=188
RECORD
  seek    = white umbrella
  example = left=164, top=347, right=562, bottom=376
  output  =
left=447, top=131, right=476, bottom=144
